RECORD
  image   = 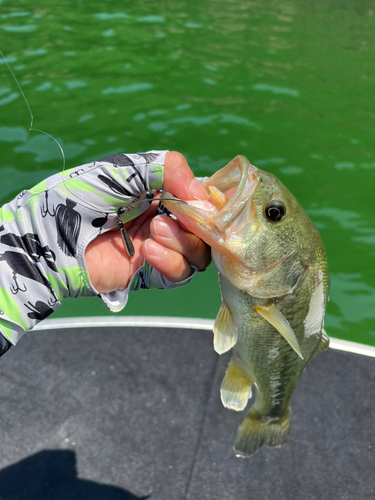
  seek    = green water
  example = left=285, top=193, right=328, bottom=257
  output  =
left=1, top=0, right=375, bottom=345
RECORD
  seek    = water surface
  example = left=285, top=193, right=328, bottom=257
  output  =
left=1, top=0, right=374, bottom=345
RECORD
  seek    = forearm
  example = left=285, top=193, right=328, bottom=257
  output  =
left=0, top=150, right=195, bottom=348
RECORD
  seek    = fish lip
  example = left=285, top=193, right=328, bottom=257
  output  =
left=162, top=156, right=259, bottom=228
left=161, top=194, right=217, bottom=224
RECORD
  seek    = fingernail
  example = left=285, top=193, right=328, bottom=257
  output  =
left=154, top=218, right=178, bottom=239
left=189, top=178, right=208, bottom=200
left=145, top=239, right=164, bottom=257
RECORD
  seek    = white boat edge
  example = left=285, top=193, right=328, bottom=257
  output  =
left=32, top=316, right=375, bottom=359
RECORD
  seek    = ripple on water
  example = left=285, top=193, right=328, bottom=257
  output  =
left=0, top=93, right=18, bottom=106
left=185, top=23, right=202, bottom=28
left=133, top=113, right=146, bottom=121
left=181, top=114, right=259, bottom=128
left=14, top=135, right=86, bottom=163
left=308, top=207, right=375, bottom=246
left=148, top=109, right=168, bottom=117
left=65, top=80, right=88, bottom=90
left=1, top=12, right=30, bottom=18
left=252, top=83, right=300, bottom=97
left=334, top=161, right=354, bottom=170
left=24, top=48, right=46, bottom=56
left=93, top=13, right=129, bottom=20
left=137, top=15, right=165, bottom=23
left=204, top=65, right=218, bottom=71
left=0, top=126, right=28, bottom=143
left=253, top=157, right=286, bottom=166
left=0, top=56, right=16, bottom=65
left=325, top=273, right=375, bottom=331
left=331, top=161, right=375, bottom=170
left=280, top=166, right=304, bottom=175
left=147, top=113, right=259, bottom=134
left=78, top=114, right=94, bottom=123
left=0, top=168, right=57, bottom=202
left=102, top=83, right=153, bottom=95
left=175, top=103, right=191, bottom=110
left=1, top=25, right=36, bottom=32
left=36, top=82, right=52, bottom=91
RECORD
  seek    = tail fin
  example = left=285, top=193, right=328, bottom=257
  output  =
left=233, top=407, right=291, bottom=458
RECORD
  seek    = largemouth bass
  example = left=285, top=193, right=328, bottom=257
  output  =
left=162, top=155, right=329, bottom=457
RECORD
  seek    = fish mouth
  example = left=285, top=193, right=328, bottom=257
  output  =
left=162, top=155, right=259, bottom=247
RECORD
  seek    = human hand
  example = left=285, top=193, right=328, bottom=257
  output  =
left=0, top=150, right=211, bottom=345
left=85, top=152, right=211, bottom=293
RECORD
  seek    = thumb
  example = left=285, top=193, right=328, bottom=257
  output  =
left=163, top=152, right=208, bottom=201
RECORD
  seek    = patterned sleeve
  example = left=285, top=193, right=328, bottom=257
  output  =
left=0, top=151, right=195, bottom=347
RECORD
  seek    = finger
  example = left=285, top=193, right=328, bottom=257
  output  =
left=142, top=239, right=192, bottom=282
left=164, top=151, right=208, bottom=201
left=150, top=215, right=211, bottom=271
left=85, top=229, right=133, bottom=293
left=85, top=207, right=157, bottom=293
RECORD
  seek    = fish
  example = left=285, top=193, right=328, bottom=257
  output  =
left=162, top=155, right=329, bottom=457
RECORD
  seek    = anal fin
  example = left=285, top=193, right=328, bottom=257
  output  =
left=213, top=301, right=238, bottom=354
left=220, top=358, right=252, bottom=411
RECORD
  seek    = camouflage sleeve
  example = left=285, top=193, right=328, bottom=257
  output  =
left=0, top=150, right=195, bottom=348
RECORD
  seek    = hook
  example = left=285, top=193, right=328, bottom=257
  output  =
left=116, top=197, right=187, bottom=258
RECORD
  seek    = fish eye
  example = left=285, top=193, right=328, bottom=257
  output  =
left=264, top=200, right=285, bottom=222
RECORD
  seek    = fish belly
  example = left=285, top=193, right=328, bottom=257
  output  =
left=218, top=273, right=306, bottom=457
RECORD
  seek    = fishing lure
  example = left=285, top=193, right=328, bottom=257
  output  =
left=116, top=197, right=188, bottom=258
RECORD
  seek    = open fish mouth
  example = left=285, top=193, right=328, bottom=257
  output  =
left=162, top=155, right=259, bottom=247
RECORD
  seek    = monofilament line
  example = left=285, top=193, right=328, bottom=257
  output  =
left=0, top=50, right=66, bottom=171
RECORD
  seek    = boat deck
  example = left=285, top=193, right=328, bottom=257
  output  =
left=1, top=326, right=374, bottom=499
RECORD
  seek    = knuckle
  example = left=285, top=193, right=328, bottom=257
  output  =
left=165, top=253, right=190, bottom=281
left=187, top=235, right=211, bottom=270
left=189, top=233, right=205, bottom=254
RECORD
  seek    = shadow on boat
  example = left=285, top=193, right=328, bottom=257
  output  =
left=0, top=449, right=149, bottom=500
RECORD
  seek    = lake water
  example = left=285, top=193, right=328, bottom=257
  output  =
left=1, top=0, right=374, bottom=346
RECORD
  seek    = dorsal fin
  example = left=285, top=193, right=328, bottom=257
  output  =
left=311, top=329, right=330, bottom=359
left=254, top=304, right=304, bottom=359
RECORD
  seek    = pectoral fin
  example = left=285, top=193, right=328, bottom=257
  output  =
left=254, top=304, right=304, bottom=359
left=213, top=301, right=238, bottom=354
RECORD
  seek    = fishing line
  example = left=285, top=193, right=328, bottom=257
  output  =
left=1, top=50, right=101, bottom=215
left=0, top=51, right=66, bottom=172
left=2, top=51, right=188, bottom=258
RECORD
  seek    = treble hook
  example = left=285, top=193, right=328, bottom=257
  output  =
left=116, top=197, right=187, bottom=258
